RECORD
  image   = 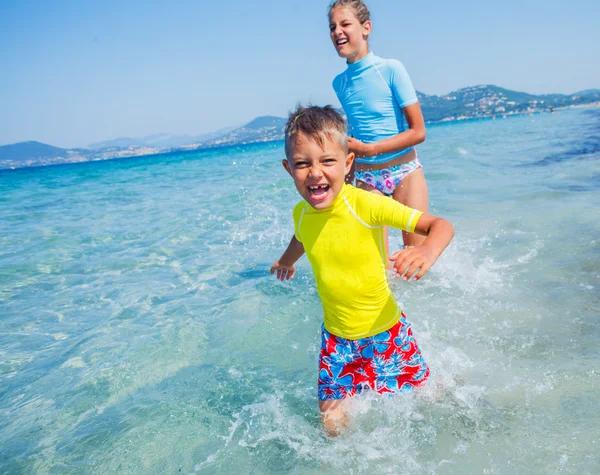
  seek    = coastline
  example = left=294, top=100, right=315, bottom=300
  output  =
left=1, top=101, right=599, bottom=172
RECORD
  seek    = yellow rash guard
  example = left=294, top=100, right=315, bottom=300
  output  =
left=293, top=184, right=423, bottom=339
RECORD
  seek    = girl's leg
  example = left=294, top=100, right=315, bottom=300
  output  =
left=392, top=168, right=429, bottom=247
left=356, top=180, right=391, bottom=268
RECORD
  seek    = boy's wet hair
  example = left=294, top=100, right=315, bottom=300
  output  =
left=284, top=105, right=348, bottom=158
left=328, top=0, right=371, bottom=24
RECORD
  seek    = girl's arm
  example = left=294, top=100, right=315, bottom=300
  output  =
left=349, top=102, right=426, bottom=158
left=270, top=235, right=305, bottom=281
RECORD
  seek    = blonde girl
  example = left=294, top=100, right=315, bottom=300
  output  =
left=329, top=0, right=428, bottom=247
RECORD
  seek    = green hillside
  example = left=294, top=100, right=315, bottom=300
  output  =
left=0, top=141, right=67, bottom=163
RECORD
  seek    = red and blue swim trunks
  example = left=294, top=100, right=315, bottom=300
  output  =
left=318, top=314, right=430, bottom=401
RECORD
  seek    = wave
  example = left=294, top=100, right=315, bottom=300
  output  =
left=523, top=137, right=600, bottom=167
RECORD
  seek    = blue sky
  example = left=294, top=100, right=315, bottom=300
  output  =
left=1, top=0, right=598, bottom=148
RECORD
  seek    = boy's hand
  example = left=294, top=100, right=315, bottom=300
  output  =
left=270, top=261, right=296, bottom=281
left=389, top=245, right=437, bottom=281
left=348, top=137, right=373, bottom=158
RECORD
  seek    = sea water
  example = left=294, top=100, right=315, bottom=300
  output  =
left=1, top=108, right=599, bottom=474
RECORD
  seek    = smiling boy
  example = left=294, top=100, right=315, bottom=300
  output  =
left=271, top=105, right=454, bottom=435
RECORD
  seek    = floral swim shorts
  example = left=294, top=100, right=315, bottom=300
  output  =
left=318, top=314, right=430, bottom=401
left=355, top=157, right=422, bottom=197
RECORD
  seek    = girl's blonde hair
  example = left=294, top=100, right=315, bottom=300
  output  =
left=328, top=0, right=371, bottom=24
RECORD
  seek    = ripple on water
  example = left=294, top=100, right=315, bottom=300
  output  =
left=1, top=109, right=600, bottom=473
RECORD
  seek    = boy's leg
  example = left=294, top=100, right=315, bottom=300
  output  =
left=392, top=168, right=429, bottom=247
left=318, top=327, right=363, bottom=437
left=319, top=398, right=352, bottom=437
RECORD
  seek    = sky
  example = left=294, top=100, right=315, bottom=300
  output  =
left=1, top=0, right=599, bottom=148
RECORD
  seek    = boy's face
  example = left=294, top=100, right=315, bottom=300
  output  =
left=283, top=133, right=353, bottom=210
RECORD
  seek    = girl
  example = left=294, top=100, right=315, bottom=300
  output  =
left=329, top=0, right=428, bottom=247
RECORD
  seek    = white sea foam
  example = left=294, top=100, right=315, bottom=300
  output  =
left=1, top=110, right=599, bottom=473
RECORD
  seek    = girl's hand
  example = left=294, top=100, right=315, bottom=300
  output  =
left=270, top=261, right=296, bottom=281
left=348, top=137, right=373, bottom=158
left=389, top=245, right=437, bottom=281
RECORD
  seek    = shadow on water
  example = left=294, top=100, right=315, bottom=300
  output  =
left=521, top=108, right=600, bottom=167
left=582, top=108, right=600, bottom=119
left=224, top=265, right=271, bottom=287
left=522, top=138, right=600, bottom=167
left=225, top=264, right=297, bottom=296
left=548, top=174, right=600, bottom=192
left=235, top=266, right=272, bottom=280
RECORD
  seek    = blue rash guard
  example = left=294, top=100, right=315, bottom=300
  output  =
left=333, top=51, right=419, bottom=165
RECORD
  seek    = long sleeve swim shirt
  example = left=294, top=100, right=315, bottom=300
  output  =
left=333, top=52, right=419, bottom=165
left=293, top=184, right=423, bottom=339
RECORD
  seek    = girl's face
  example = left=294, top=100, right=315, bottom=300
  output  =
left=329, top=7, right=371, bottom=64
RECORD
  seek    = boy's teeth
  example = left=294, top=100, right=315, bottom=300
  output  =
left=309, top=185, right=329, bottom=197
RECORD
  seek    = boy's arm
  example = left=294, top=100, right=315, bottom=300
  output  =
left=270, top=235, right=305, bottom=281
left=364, top=193, right=453, bottom=281
left=390, top=213, right=454, bottom=281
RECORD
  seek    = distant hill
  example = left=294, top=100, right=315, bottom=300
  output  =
left=87, top=117, right=286, bottom=152
left=88, top=126, right=240, bottom=150
left=576, top=89, right=600, bottom=96
left=0, top=141, right=68, bottom=163
left=1, top=84, right=598, bottom=170
left=89, top=137, right=147, bottom=150
left=206, top=116, right=287, bottom=147
left=199, top=86, right=600, bottom=148
left=418, top=85, right=600, bottom=123
left=244, top=116, right=287, bottom=130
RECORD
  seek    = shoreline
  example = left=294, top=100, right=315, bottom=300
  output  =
left=2, top=102, right=599, bottom=173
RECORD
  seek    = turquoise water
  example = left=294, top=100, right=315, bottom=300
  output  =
left=1, top=108, right=599, bottom=474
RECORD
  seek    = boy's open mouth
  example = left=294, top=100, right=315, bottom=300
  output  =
left=336, top=39, right=348, bottom=48
left=308, top=184, right=330, bottom=201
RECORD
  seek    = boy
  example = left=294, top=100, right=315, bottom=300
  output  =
left=271, top=105, right=454, bottom=435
